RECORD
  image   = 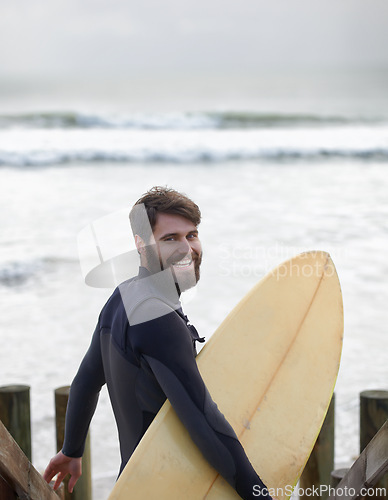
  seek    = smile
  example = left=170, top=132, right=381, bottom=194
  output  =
left=172, top=257, right=193, bottom=269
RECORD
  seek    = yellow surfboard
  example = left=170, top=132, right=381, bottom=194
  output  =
left=108, top=251, right=344, bottom=500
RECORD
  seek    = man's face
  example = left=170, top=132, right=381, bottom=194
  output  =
left=140, top=212, right=202, bottom=292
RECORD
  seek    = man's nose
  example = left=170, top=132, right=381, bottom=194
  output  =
left=167, top=238, right=191, bottom=264
left=177, top=237, right=191, bottom=256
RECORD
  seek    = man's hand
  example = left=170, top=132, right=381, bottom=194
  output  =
left=43, top=450, right=82, bottom=492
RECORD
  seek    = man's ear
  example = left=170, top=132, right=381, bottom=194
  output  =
left=134, top=234, right=146, bottom=255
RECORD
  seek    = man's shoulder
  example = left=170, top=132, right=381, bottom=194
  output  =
left=99, top=271, right=182, bottom=327
left=129, top=297, right=177, bottom=326
left=119, top=272, right=180, bottom=323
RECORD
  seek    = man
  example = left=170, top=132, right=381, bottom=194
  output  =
left=44, top=187, right=272, bottom=499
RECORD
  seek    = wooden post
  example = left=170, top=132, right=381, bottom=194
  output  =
left=299, top=394, right=335, bottom=500
left=0, top=384, right=32, bottom=461
left=360, top=390, right=388, bottom=498
left=55, top=386, right=92, bottom=500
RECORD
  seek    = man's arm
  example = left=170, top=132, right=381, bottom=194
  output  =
left=44, top=321, right=106, bottom=490
left=129, top=299, right=272, bottom=500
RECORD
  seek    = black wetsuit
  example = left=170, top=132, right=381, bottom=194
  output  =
left=62, top=267, right=270, bottom=499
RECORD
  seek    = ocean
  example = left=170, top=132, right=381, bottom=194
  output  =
left=0, top=70, right=387, bottom=498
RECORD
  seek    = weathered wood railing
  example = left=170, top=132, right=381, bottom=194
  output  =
left=328, top=419, right=388, bottom=500
left=0, top=419, right=64, bottom=499
left=300, top=390, right=388, bottom=498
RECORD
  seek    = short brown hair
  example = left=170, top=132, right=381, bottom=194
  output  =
left=129, top=186, right=201, bottom=240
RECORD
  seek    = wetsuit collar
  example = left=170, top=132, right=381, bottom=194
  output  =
left=138, top=266, right=152, bottom=279
left=136, top=266, right=182, bottom=307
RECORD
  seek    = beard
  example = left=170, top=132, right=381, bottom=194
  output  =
left=170, top=251, right=202, bottom=294
left=143, top=244, right=202, bottom=294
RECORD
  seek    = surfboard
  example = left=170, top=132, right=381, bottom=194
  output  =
left=108, top=251, right=344, bottom=500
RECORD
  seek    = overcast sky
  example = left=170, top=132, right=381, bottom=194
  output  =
left=1, top=0, right=388, bottom=80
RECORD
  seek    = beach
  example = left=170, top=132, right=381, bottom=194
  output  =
left=1, top=70, right=388, bottom=498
